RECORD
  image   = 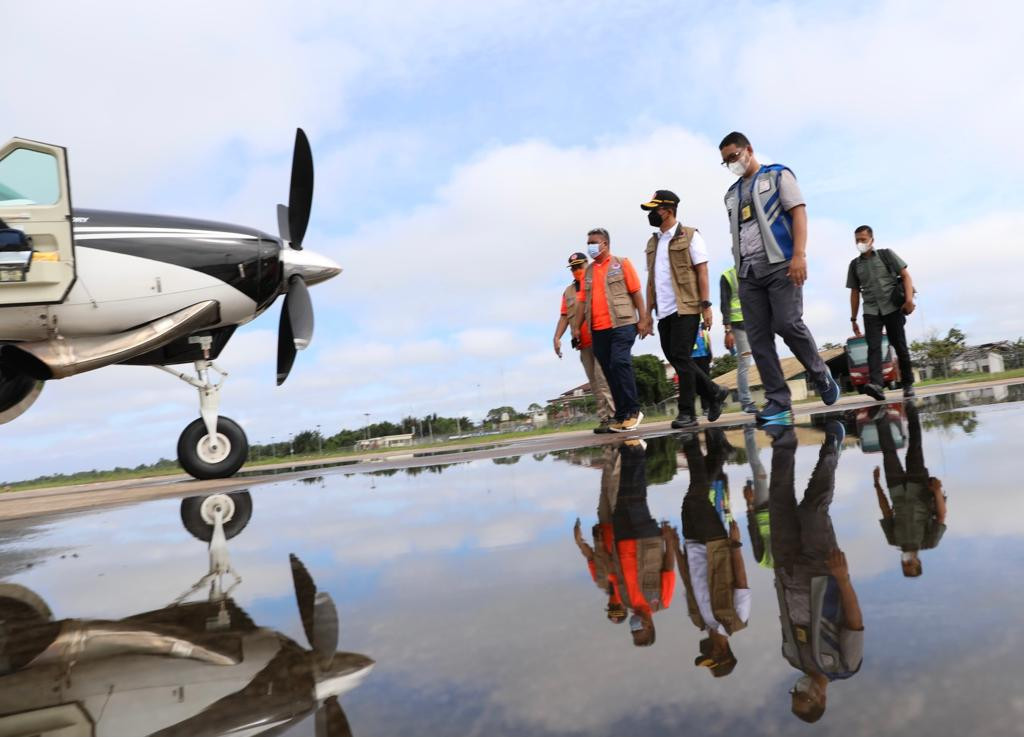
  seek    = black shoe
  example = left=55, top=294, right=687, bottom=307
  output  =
left=593, top=419, right=614, bottom=434
left=903, top=385, right=916, bottom=398
left=671, top=413, right=699, bottom=431
left=755, top=401, right=793, bottom=423
left=706, top=385, right=730, bottom=422
left=864, top=383, right=886, bottom=401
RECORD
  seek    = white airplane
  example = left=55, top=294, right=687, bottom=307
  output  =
left=0, top=491, right=373, bottom=737
left=0, top=131, right=341, bottom=479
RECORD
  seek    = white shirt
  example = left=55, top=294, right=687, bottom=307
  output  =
left=684, top=540, right=752, bottom=635
left=653, top=224, right=709, bottom=318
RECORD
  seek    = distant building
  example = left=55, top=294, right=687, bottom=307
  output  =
left=713, top=347, right=847, bottom=403
left=355, top=433, right=415, bottom=451
left=950, top=343, right=1010, bottom=374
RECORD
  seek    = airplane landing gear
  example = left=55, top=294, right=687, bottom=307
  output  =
left=157, top=340, right=249, bottom=479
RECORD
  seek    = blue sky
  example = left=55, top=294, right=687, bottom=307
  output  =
left=2, top=0, right=1022, bottom=479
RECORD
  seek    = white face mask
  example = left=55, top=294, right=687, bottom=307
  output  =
left=793, top=675, right=814, bottom=694
left=901, top=551, right=918, bottom=563
left=856, top=240, right=872, bottom=254
left=728, top=157, right=748, bottom=177
left=587, top=242, right=601, bottom=259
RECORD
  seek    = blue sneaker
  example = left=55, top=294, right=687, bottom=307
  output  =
left=818, top=369, right=840, bottom=406
left=823, top=419, right=845, bottom=452
left=755, top=401, right=793, bottom=423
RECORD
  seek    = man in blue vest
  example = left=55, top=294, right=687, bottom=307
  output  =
left=766, top=421, right=864, bottom=723
left=718, top=132, right=840, bottom=423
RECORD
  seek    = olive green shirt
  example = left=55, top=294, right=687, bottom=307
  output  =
left=846, top=249, right=907, bottom=317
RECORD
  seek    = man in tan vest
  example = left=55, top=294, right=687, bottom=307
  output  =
left=641, top=190, right=729, bottom=432
left=554, top=251, right=616, bottom=433
left=669, top=429, right=750, bottom=677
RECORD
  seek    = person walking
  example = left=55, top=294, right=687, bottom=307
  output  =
left=640, top=190, right=728, bottom=431
left=691, top=321, right=714, bottom=415
left=573, top=228, right=650, bottom=432
left=847, top=225, right=917, bottom=400
left=721, top=265, right=758, bottom=414
left=554, top=251, right=616, bottom=433
left=718, top=132, right=840, bottom=424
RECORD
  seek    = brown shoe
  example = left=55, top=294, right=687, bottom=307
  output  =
left=612, top=411, right=644, bottom=432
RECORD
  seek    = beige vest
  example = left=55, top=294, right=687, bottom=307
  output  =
left=645, top=224, right=701, bottom=317
left=676, top=538, right=748, bottom=635
left=583, top=256, right=638, bottom=329
left=563, top=282, right=581, bottom=325
left=613, top=537, right=668, bottom=612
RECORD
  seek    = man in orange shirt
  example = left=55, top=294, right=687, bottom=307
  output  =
left=573, top=228, right=651, bottom=432
left=554, top=251, right=616, bottom=433
left=610, top=438, right=675, bottom=645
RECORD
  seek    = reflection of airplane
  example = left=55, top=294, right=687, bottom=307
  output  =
left=0, top=491, right=373, bottom=737
left=0, top=132, right=341, bottom=479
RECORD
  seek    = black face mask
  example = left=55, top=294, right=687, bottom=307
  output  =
left=647, top=210, right=663, bottom=227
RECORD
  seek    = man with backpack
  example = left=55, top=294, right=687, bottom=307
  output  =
left=847, top=225, right=917, bottom=400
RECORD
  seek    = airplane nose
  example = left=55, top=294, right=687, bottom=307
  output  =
left=280, top=247, right=343, bottom=286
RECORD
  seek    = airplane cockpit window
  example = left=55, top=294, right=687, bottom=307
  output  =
left=0, top=148, right=60, bottom=207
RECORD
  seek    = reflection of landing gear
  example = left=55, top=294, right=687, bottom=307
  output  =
left=157, top=337, right=248, bottom=479
left=173, top=492, right=249, bottom=609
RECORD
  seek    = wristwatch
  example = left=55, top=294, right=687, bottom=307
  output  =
left=700, top=300, right=712, bottom=309
left=850, top=317, right=857, bottom=322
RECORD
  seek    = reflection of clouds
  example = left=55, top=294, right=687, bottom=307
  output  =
left=3, top=404, right=1024, bottom=735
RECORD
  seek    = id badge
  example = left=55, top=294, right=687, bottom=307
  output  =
left=741, top=204, right=753, bottom=222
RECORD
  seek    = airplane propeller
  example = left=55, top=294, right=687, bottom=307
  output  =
left=275, top=128, right=319, bottom=386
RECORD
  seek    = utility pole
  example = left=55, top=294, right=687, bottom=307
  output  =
left=317, top=424, right=322, bottom=454
left=270, top=436, right=276, bottom=458
left=363, top=413, right=370, bottom=440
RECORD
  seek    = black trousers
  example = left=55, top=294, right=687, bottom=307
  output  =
left=680, top=430, right=729, bottom=542
left=767, top=427, right=839, bottom=576
left=593, top=325, right=640, bottom=421
left=877, top=402, right=928, bottom=487
left=659, top=312, right=717, bottom=417
left=612, top=443, right=659, bottom=540
left=864, top=310, right=914, bottom=388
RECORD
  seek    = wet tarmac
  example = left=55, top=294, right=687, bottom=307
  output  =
left=1, top=383, right=1023, bottom=736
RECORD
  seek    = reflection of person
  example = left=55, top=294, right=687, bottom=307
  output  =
left=673, top=429, right=750, bottom=677
left=610, top=439, right=676, bottom=646
left=555, top=251, right=615, bottom=433
left=873, top=403, right=947, bottom=576
left=721, top=266, right=757, bottom=414
left=574, top=447, right=626, bottom=623
left=767, top=422, right=863, bottom=723
left=573, top=228, right=650, bottom=432
left=718, top=131, right=840, bottom=423
left=847, top=225, right=917, bottom=400
left=742, top=425, right=773, bottom=569
left=640, top=190, right=727, bottom=431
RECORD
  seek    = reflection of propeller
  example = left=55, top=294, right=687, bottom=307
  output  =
left=290, top=553, right=339, bottom=666
left=276, top=275, right=314, bottom=386
left=290, top=553, right=357, bottom=737
left=277, top=129, right=313, bottom=251
left=316, top=696, right=354, bottom=737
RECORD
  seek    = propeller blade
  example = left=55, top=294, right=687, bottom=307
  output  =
left=312, top=590, right=339, bottom=663
left=275, top=276, right=314, bottom=386
left=276, top=297, right=297, bottom=386
left=286, top=275, right=314, bottom=350
left=288, top=128, right=314, bottom=250
left=276, top=203, right=291, bottom=242
left=315, top=696, right=353, bottom=737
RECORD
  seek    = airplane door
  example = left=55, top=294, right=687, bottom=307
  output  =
left=0, top=138, right=75, bottom=305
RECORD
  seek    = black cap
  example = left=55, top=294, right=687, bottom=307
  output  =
left=640, top=190, right=680, bottom=211
left=567, top=252, right=587, bottom=268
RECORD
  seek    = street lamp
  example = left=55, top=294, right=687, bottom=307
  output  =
left=317, top=423, right=323, bottom=454
left=363, top=412, right=370, bottom=441
left=288, top=432, right=294, bottom=456
left=270, top=436, right=276, bottom=458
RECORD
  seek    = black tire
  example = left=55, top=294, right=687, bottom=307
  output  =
left=180, top=491, right=253, bottom=542
left=177, top=416, right=248, bottom=480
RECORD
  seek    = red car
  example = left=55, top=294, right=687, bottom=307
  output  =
left=845, top=335, right=900, bottom=392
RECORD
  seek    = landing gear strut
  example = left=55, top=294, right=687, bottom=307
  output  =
left=157, top=337, right=248, bottom=479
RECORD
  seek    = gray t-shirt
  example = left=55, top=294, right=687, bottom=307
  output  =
left=739, top=169, right=804, bottom=278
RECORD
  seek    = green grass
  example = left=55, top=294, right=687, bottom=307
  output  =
left=915, top=368, right=1024, bottom=387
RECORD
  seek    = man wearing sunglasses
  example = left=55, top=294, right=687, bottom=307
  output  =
left=719, top=132, right=840, bottom=424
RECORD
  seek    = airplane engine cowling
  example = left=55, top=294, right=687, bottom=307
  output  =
left=0, top=366, right=43, bottom=425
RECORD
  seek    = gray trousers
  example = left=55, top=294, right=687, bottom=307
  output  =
left=580, top=345, right=615, bottom=422
left=739, top=266, right=828, bottom=407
